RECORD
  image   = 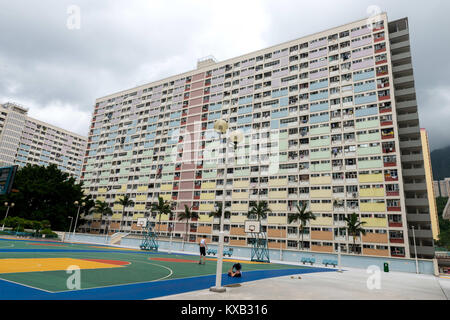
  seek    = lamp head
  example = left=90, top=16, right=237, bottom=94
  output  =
left=213, top=119, right=228, bottom=134
left=74, top=201, right=79, bottom=206
left=11, top=203, right=14, bottom=207
left=230, top=130, right=244, bottom=144
left=4, top=202, right=7, bottom=207
left=82, top=202, right=86, bottom=206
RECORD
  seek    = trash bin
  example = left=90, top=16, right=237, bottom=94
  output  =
left=383, top=262, right=389, bottom=272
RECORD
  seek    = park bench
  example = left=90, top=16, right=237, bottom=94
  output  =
left=322, top=259, right=338, bottom=267
left=301, top=257, right=315, bottom=265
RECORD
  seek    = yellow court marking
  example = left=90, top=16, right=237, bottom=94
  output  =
left=0, top=258, right=125, bottom=274
left=205, top=258, right=266, bottom=265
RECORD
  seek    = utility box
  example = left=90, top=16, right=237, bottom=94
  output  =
left=383, top=262, right=389, bottom=272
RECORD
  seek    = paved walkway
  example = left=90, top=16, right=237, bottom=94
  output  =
left=154, top=265, right=450, bottom=300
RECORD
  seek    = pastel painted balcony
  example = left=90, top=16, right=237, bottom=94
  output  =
left=311, top=244, right=333, bottom=253
left=310, top=150, right=330, bottom=160
left=200, top=192, right=215, bottom=200
left=357, top=132, right=381, bottom=143
left=269, top=203, right=288, bottom=212
left=352, top=47, right=373, bottom=59
left=310, top=39, right=328, bottom=50
left=352, top=59, right=374, bottom=71
left=231, top=203, right=249, bottom=212
left=133, top=204, right=146, bottom=211
left=137, top=186, right=148, bottom=192
left=355, top=94, right=377, bottom=105
left=354, top=82, right=376, bottom=94
left=310, top=189, right=332, bottom=198
left=237, top=106, right=253, bottom=115
left=161, top=184, right=173, bottom=191
left=310, top=201, right=333, bottom=212
left=310, top=80, right=329, bottom=91
left=272, top=89, right=288, bottom=98
left=269, top=178, right=288, bottom=187
left=232, top=192, right=249, bottom=200
left=234, top=169, right=250, bottom=177
left=268, top=228, right=287, bottom=238
left=198, top=214, right=213, bottom=223
left=230, top=215, right=247, bottom=224
left=118, top=184, right=127, bottom=191
left=355, top=119, right=379, bottom=130
left=310, top=102, right=329, bottom=113
left=351, top=37, right=372, bottom=49
left=201, top=182, right=216, bottom=190
left=310, top=70, right=329, bottom=80
left=359, top=188, right=385, bottom=197
left=203, top=170, right=217, bottom=179
left=160, top=194, right=171, bottom=201
left=310, top=216, right=333, bottom=226
left=357, top=145, right=382, bottom=156
left=272, top=110, right=289, bottom=119
left=358, top=159, right=383, bottom=169
left=362, top=248, right=389, bottom=257
left=98, top=187, right=107, bottom=194
left=267, top=215, right=287, bottom=224
left=310, top=91, right=329, bottom=102
left=310, top=162, right=332, bottom=172
left=113, top=204, right=123, bottom=211
left=161, top=174, right=173, bottom=182
left=361, top=217, right=388, bottom=229
left=362, top=232, right=388, bottom=244
left=199, top=203, right=215, bottom=211
left=359, top=173, right=384, bottom=183
left=310, top=176, right=332, bottom=185
left=311, top=231, right=333, bottom=241
left=309, top=59, right=328, bottom=70
left=269, top=191, right=288, bottom=199
left=135, top=195, right=147, bottom=202
left=360, top=202, right=386, bottom=213
left=310, top=113, right=329, bottom=124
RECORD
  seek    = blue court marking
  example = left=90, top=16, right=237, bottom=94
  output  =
left=0, top=248, right=162, bottom=255
left=0, top=267, right=335, bottom=300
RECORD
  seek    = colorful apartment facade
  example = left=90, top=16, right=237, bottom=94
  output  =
left=0, top=102, right=87, bottom=179
left=80, top=13, right=435, bottom=259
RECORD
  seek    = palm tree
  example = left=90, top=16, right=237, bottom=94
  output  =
left=208, top=202, right=231, bottom=225
left=288, top=201, right=316, bottom=250
left=247, top=201, right=271, bottom=222
left=115, top=195, right=134, bottom=232
left=344, top=213, right=366, bottom=254
left=178, top=205, right=199, bottom=243
left=91, top=200, right=113, bottom=235
left=150, top=196, right=171, bottom=235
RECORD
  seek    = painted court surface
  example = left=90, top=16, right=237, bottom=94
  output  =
left=0, top=238, right=333, bottom=300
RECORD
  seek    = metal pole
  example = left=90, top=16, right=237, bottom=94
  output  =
left=211, top=132, right=227, bottom=293
left=338, top=244, right=342, bottom=273
left=73, top=206, right=81, bottom=238
left=1, top=207, right=10, bottom=231
left=412, top=226, right=419, bottom=274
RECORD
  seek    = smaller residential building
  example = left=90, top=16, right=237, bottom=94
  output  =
left=0, top=102, right=87, bottom=179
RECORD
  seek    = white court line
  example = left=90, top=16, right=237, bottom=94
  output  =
left=49, top=258, right=174, bottom=293
left=0, top=244, right=15, bottom=249
left=0, top=277, right=54, bottom=293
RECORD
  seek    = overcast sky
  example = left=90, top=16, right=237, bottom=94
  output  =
left=0, top=0, right=449, bottom=150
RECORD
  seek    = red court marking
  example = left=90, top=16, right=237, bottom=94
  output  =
left=81, top=259, right=131, bottom=266
left=28, top=243, right=66, bottom=247
left=149, top=257, right=197, bottom=263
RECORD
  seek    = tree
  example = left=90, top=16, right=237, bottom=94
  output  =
left=208, top=202, right=231, bottom=225
left=288, top=201, right=316, bottom=250
left=0, top=164, right=85, bottom=231
left=91, top=200, right=113, bottom=235
left=178, top=205, right=199, bottom=243
left=344, top=213, right=366, bottom=254
left=247, top=201, right=271, bottom=222
left=115, top=195, right=134, bottom=232
left=150, top=196, right=171, bottom=235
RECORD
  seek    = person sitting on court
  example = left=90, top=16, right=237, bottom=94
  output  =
left=227, top=263, right=242, bottom=277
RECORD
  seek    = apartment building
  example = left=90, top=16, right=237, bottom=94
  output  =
left=80, top=13, right=436, bottom=259
left=0, top=102, right=87, bottom=179
left=435, top=178, right=450, bottom=198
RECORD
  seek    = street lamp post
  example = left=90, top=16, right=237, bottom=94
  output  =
left=73, top=201, right=85, bottom=239
left=2, top=202, right=15, bottom=231
left=210, top=120, right=243, bottom=293
left=412, top=225, right=419, bottom=274
left=67, top=216, right=73, bottom=242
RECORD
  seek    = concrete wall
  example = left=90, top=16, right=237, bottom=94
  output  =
left=65, top=233, right=110, bottom=245
left=119, top=237, right=435, bottom=275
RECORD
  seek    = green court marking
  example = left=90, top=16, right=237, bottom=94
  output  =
left=0, top=239, right=311, bottom=293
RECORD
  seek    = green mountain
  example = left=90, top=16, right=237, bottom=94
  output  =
left=431, top=146, right=450, bottom=181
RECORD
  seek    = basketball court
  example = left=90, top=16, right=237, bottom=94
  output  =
left=0, top=237, right=334, bottom=300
